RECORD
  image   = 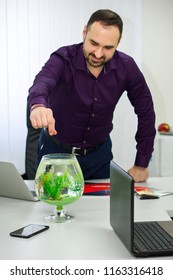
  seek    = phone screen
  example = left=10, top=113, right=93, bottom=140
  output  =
left=10, top=224, right=49, bottom=238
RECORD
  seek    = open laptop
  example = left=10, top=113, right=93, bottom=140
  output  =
left=110, top=160, right=173, bottom=257
left=0, top=161, right=39, bottom=202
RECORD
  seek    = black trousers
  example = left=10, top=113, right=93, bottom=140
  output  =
left=37, top=129, right=113, bottom=180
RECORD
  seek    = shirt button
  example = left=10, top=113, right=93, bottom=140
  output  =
left=92, top=113, right=95, bottom=117
left=83, top=140, right=86, bottom=144
left=94, top=97, right=97, bottom=101
left=87, top=127, right=90, bottom=130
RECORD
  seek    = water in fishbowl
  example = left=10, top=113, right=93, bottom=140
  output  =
left=35, top=156, right=84, bottom=207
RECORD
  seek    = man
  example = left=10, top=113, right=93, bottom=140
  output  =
left=28, top=9, right=156, bottom=182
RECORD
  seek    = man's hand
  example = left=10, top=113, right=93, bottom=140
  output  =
left=30, top=107, right=57, bottom=136
left=128, top=166, right=149, bottom=182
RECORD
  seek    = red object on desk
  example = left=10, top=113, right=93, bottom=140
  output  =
left=134, top=186, right=152, bottom=192
left=84, top=183, right=110, bottom=195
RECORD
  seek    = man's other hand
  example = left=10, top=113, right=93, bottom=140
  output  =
left=128, top=166, right=149, bottom=182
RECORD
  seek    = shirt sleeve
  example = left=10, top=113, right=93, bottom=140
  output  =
left=126, top=60, right=156, bottom=168
left=28, top=53, right=65, bottom=109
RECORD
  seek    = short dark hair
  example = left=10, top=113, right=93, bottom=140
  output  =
left=86, top=9, right=123, bottom=38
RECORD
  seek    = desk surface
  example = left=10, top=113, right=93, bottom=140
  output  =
left=0, top=177, right=173, bottom=260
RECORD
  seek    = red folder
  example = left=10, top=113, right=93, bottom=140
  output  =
left=84, top=182, right=110, bottom=195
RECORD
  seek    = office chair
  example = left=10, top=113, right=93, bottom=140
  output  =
left=23, top=101, right=41, bottom=179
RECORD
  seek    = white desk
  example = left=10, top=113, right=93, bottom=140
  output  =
left=0, top=177, right=173, bottom=260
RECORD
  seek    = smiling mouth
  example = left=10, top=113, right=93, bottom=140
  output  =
left=90, top=55, right=105, bottom=63
left=92, top=58, right=103, bottom=63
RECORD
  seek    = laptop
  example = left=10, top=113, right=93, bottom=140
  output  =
left=110, top=160, right=173, bottom=257
left=0, top=161, right=39, bottom=202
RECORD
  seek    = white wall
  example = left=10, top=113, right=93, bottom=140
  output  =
left=141, top=0, right=173, bottom=127
left=0, top=0, right=142, bottom=173
left=2, top=0, right=172, bottom=174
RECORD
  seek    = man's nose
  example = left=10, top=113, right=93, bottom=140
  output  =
left=94, top=47, right=104, bottom=58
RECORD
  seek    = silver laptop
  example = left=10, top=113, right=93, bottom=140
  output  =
left=110, top=160, right=173, bottom=257
left=0, top=161, right=39, bottom=202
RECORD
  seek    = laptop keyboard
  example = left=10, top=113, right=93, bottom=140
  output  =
left=134, top=222, right=173, bottom=251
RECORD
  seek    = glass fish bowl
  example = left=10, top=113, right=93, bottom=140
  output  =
left=35, top=153, right=84, bottom=223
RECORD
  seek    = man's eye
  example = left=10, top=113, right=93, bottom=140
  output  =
left=105, top=46, right=113, bottom=50
left=91, top=41, right=98, bottom=46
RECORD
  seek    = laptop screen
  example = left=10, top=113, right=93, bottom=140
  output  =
left=110, top=161, right=134, bottom=253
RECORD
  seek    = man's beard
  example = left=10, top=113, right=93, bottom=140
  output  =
left=83, top=48, right=107, bottom=68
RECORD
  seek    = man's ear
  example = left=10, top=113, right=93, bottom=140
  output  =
left=82, top=25, right=87, bottom=40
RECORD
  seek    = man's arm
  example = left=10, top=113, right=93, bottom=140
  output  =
left=127, top=59, right=156, bottom=172
left=28, top=53, right=65, bottom=135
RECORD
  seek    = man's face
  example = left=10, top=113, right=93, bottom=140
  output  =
left=83, top=21, right=121, bottom=69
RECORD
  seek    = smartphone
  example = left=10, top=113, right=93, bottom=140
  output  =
left=10, top=224, right=49, bottom=238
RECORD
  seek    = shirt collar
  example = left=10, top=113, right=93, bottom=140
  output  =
left=76, top=43, right=87, bottom=70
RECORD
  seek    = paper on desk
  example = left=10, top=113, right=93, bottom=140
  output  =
left=135, top=186, right=173, bottom=198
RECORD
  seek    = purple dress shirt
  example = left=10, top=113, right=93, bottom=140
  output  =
left=28, top=43, right=156, bottom=167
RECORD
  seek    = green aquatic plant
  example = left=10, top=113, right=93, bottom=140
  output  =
left=36, top=168, right=83, bottom=202
left=43, top=170, right=70, bottom=199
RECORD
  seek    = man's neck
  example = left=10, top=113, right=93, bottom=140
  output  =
left=87, top=64, right=103, bottom=78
